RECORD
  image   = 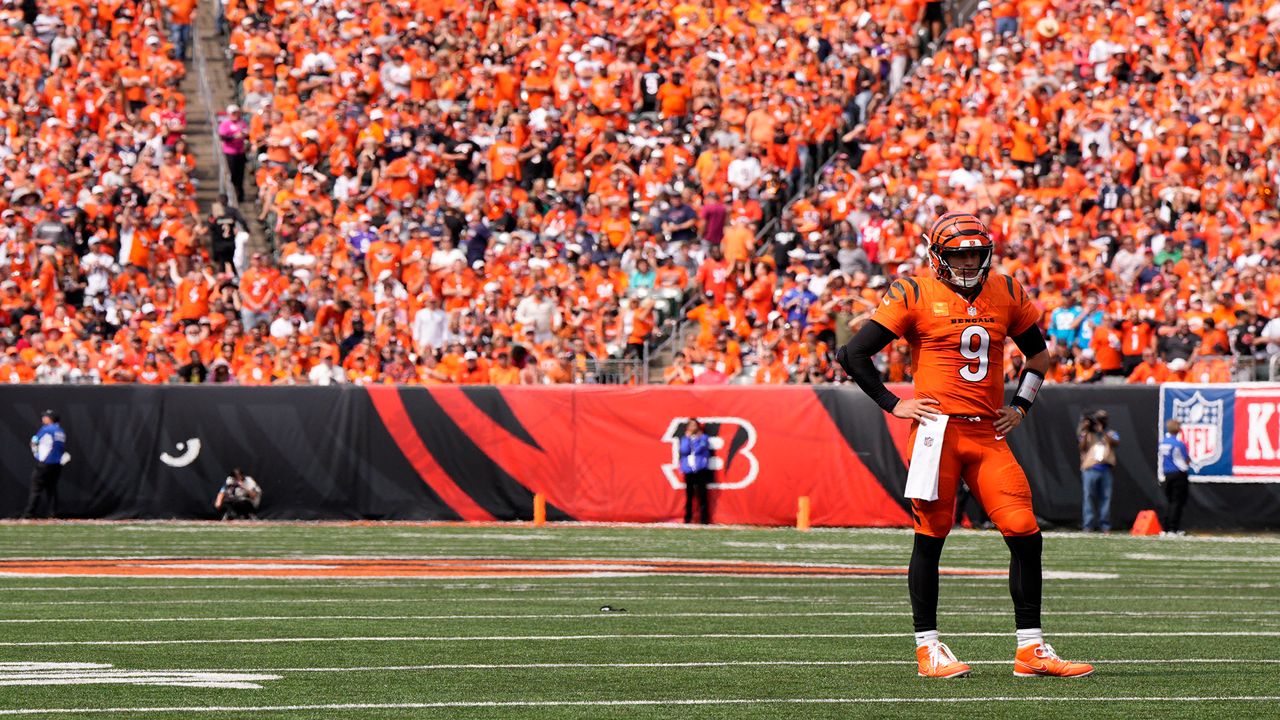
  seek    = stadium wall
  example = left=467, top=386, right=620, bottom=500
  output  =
left=1, top=385, right=1275, bottom=530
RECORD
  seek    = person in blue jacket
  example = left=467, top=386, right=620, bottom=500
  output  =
left=22, top=409, right=66, bottom=519
left=1158, top=419, right=1192, bottom=534
left=679, top=419, right=714, bottom=524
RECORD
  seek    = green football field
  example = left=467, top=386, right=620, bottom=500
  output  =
left=0, top=522, right=1277, bottom=719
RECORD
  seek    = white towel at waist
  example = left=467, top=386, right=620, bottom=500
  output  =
left=904, top=415, right=949, bottom=501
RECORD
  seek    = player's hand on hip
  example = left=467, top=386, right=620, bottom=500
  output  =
left=892, top=397, right=940, bottom=422
left=994, top=406, right=1024, bottom=435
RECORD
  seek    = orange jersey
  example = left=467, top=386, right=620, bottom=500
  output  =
left=872, top=274, right=1039, bottom=418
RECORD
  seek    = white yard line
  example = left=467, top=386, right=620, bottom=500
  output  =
left=0, top=609, right=1275, bottom=624
left=2, top=573, right=1269, bottom=591
left=4, top=630, right=1280, bottom=648
left=0, top=583, right=442, bottom=592
left=4, top=592, right=1274, bottom=607
left=185, top=658, right=1280, bottom=673
left=1124, top=553, right=1280, bottom=563
left=0, top=595, right=835, bottom=607
left=2, top=696, right=1279, bottom=715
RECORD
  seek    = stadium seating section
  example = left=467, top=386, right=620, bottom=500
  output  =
left=0, top=0, right=1277, bottom=385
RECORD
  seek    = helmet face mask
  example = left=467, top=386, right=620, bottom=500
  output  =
left=924, top=213, right=994, bottom=291
left=933, top=246, right=993, bottom=289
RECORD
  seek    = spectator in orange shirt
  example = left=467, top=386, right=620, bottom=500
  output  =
left=664, top=353, right=695, bottom=385
left=489, top=352, right=520, bottom=385
left=1089, top=315, right=1125, bottom=377
left=1127, top=350, right=1169, bottom=385
left=753, top=349, right=789, bottom=384
left=454, top=350, right=489, bottom=385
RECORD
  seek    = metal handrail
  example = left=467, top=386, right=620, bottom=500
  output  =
left=193, top=21, right=236, bottom=208
left=574, top=358, right=646, bottom=385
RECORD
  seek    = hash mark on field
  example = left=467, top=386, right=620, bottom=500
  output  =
left=3, top=696, right=1279, bottom=715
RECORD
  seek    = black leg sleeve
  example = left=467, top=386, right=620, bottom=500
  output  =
left=908, top=533, right=946, bottom=633
left=1003, top=531, right=1043, bottom=630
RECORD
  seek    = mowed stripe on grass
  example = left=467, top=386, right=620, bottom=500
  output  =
left=0, top=556, right=1023, bottom=579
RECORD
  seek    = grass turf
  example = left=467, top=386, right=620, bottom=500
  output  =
left=0, top=522, right=1276, bottom=719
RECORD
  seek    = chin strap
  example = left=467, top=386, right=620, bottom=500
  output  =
left=1010, top=368, right=1044, bottom=416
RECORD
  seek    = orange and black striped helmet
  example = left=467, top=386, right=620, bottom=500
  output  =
left=924, top=212, right=993, bottom=289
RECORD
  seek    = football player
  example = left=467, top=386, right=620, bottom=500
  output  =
left=837, top=212, right=1094, bottom=679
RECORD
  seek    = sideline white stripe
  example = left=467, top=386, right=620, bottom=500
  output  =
left=0, top=577, right=1274, bottom=592
left=190, top=659, right=1280, bottom=673
left=6, top=592, right=1274, bottom=607
left=0, top=595, right=831, bottom=607
left=1125, top=553, right=1280, bottom=564
left=0, top=554, right=988, bottom=570
left=0, top=583, right=445, bottom=593
left=2, top=609, right=1275, bottom=624
left=0, top=580, right=1272, bottom=597
left=5, top=631, right=1280, bottom=648
left=2, top=696, right=1278, bottom=715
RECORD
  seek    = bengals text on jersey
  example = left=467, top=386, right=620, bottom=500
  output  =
left=871, top=273, right=1040, bottom=419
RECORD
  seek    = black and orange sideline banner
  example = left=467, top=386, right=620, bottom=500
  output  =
left=1, top=385, right=1276, bottom=529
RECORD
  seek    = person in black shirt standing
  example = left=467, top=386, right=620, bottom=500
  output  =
left=661, top=194, right=698, bottom=247
left=208, top=198, right=245, bottom=271
left=1230, top=307, right=1270, bottom=378
left=176, top=350, right=209, bottom=383
left=1159, top=319, right=1200, bottom=363
left=637, top=62, right=662, bottom=116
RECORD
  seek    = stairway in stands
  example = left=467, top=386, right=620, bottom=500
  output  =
left=181, top=3, right=269, bottom=254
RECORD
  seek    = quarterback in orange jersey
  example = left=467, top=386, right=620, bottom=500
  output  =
left=837, top=212, right=1093, bottom=680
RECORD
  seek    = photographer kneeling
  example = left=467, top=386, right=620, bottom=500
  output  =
left=1078, top=410, right=1120, bottom=532
left=215, top=468, right=262, bottom=521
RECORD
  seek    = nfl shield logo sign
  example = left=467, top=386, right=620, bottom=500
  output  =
left=1172, top=392, right=1224, bottom=471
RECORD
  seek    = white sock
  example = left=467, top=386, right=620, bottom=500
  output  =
left=1016, top=627, right=1044, bottom=648
left=915, top=630, right=939, bottom=647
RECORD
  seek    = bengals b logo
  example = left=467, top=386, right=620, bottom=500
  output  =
left=660, top=417, right=760, bottom=490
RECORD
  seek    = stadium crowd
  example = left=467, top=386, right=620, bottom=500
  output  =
left=666, top=0, right=1280, bottom=386
left=0, top=0, right=1277, bottom=387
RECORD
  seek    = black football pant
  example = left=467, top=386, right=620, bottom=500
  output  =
left=225, top=152, right=246, bottom=202
left=683, top=470, right=713, bottom=524
left=1162, top=471, right=1189, bottom=532
left=22, top=463, right=61, bottom=519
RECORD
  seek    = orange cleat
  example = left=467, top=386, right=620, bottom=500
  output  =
left=1013, top=642, right=1095, bottom=678
left=916, top=641, right=972, bottom=678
